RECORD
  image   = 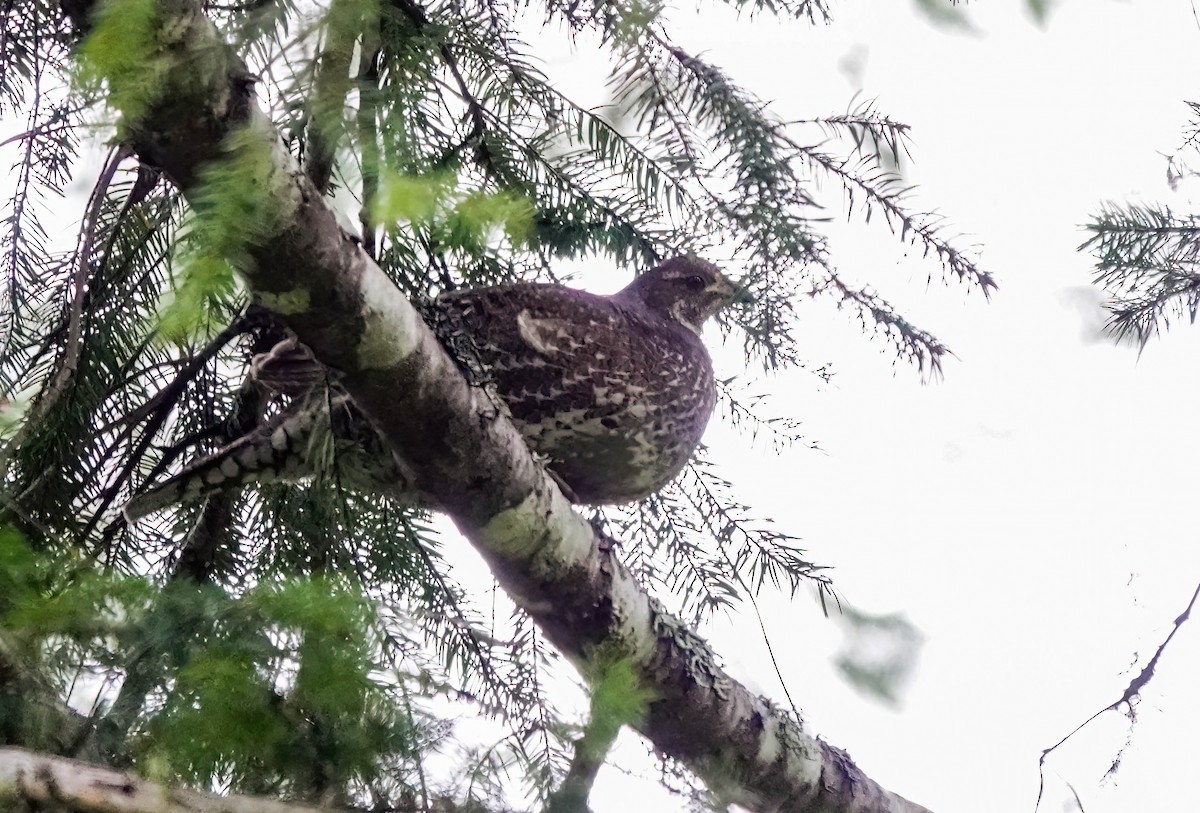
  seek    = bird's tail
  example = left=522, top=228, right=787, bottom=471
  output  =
left=123, top=391, right=406, bottom=522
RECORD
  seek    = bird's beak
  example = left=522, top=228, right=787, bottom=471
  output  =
left=730, top=279, right=755, bottom=305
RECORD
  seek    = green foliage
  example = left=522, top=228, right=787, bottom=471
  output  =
left=0, top=526, right=153, bottom=695
left=0, top=525, right=155, bottom=752
left=161, top=129, right=282, bottom=339
left=0, top=525, right=39, bottom=613
left=145, top=577, right=414, bottom=794
left=158, top=253, right=239, bottom=339
left=307, top=0, right=381, bottom=167
left=582, top=657, right=651, bottom=745
left=0, top=397, right=25, bottom=440
left=150, top=647, right=292, bottom=780
left=450, top=190, right=536, bottom=248
left=372, top=171, right=459, bottom=224
left=75, top=0, right=168, bottom=126
left=1024, top=0, right=1055, bottom=25
left=1, top=527, right=144, bottom=635
left=372, top=172, right=535, bottom=252
left=545, top=657, right=652, bottom=813
left=0, top=527, right=415, bottom=796
left=253, top=577, right=375, bottom=719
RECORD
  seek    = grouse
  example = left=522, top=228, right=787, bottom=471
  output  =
left=124, top=255, right=748, bottom=520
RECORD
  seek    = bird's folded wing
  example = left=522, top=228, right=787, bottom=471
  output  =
left=515, top=311, right=595, bottom=356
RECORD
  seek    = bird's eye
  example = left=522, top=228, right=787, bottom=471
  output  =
left=683, top=275, right=706, bottom=291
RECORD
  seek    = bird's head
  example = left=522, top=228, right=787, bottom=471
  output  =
left=617, top=256, right=751, bottom=334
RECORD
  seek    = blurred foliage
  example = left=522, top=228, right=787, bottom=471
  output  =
left=74, top=0, right=166, bottom=125
left=937, top=0, right=1056, bottom=28
left=1, top=526, right=417, bottom=796
left=372, top=171, right=535, bottom=250
left=160, top=130, right=281, bottom=340
left=832, top=604, right=923, bottom=707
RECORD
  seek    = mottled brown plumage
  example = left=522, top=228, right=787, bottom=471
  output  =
left=125, top=256, right=746, bottom=520
left=431, top=256, right=742, bottom=502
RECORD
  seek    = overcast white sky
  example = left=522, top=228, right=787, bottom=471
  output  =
left=537, top=3, right=1200, bottom=812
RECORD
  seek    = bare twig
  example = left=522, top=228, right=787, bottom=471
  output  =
left=1035, top=580, right=1200, bottom=811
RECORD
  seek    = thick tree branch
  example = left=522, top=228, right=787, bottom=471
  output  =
left=0, top=747, right=332, bottom=813
left=0, top=746, right=499, bottom=813
left=59, top=3, right=931, bottom=811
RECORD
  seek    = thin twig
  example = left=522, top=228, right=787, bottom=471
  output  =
left=1035, top=580, right=1200, bottom=812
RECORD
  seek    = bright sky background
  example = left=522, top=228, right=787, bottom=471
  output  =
left=531, top=2, right=1200, bottom=812
left=5, top=2, right=1200, bottom=813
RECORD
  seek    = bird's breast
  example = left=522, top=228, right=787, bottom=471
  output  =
left=435, top=289, right=720, bottom=503
left=500, top=345, right=716, bottom=503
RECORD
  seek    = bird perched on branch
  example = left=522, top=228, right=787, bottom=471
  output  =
left=125, top=255, right=749, bottom=521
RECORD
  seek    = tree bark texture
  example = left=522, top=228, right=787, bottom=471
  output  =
left=55, top=3, right=933, bottom=812
left=0, top=746, right=331, bottom=813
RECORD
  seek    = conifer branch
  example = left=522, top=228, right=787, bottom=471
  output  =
left=0, top=145, right=130, bottom=481
left=785, top=138, right=994, bottom=295
left=51, top=2, right=934, bottom=808
left=1083, top=202, right=1200, bottom=342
